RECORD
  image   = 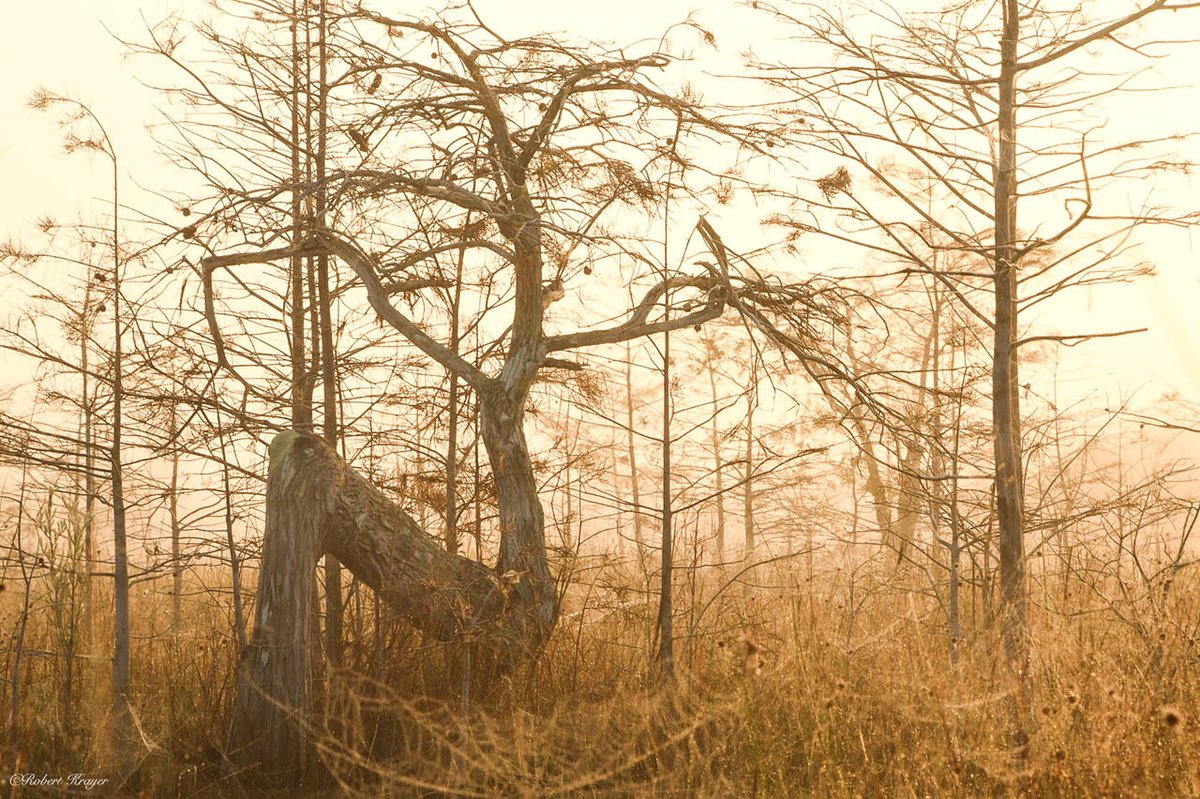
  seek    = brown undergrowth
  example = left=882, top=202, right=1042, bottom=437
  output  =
left=1, top=553, right=1197, bottom=797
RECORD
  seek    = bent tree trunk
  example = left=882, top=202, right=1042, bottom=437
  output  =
left=479, top=389, right=558, bottom=647
left=226, top=427, right=557, bottom=780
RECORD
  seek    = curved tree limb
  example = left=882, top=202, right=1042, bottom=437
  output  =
left=201, top=234, right=489, bottom=392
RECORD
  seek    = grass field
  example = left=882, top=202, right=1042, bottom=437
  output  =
left=2, top=546, right=1195, bottom=797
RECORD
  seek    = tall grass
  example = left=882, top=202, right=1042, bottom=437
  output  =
left=1, top=545, right=1197, bottom=796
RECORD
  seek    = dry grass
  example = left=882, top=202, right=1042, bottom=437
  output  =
left=2, top=551, right=1198, bottom=797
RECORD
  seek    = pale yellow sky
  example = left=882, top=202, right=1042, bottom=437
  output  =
left=1, top=0, right=1198, bottom=409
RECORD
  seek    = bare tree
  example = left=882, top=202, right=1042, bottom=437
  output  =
left=25, top=92, right=135, bottom=754
left=135, top=2, right=858, bottom=778
left=758, top=0, right=1200, bottom=694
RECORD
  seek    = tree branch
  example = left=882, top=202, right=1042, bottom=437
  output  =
left=1015, top=327, right=1147, bottom=349
left=311, top=229, right=489, bottom=390
left=1017, top=1, right=1200, bottom=71
left=201, top=236, right=489, bottom=391
left=543, top=274, right=725, bottom=353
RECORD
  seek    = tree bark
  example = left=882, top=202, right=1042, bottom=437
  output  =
left=227, top=434, right=326, bottom=781
left=994, top=0, right=1028, bottom=678
left=478, top=390, right=558, bottom=645
left=227, top=429, right=553, bottom=779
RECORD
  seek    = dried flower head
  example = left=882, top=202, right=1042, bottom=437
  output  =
left=1159, top=705, right=1184, bottom=730
left=817, top=166, right=852, bottom=200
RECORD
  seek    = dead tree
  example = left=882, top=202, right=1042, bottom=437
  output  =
left=226, top=431, right=496, bottom=776
left=151, top=3, right=853, bottom=779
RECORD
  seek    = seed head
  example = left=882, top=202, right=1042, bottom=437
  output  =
left=1159, top=705, right=1184, bottom=730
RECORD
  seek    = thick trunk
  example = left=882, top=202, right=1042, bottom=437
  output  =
left=227, top=435, right=327, bottom=780
left=228, top=428, right=554, bottom=779
left=479, top=391, right=558, bottom=644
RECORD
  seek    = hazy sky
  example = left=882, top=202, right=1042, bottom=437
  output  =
left=1, top=0, right=1198, bottom=409
left=0, top=0, right=718, bottom=229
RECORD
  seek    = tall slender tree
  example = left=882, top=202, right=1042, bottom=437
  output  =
left=759, top=0, right=1200, bottom=685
